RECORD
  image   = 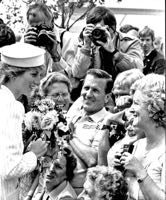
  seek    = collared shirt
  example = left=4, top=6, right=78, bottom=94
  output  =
left=73, top=108, right=109, bottom=149
left=42, top=181, right=77, bottom=200
left=0, top=85, right=37, bottom=200
left=70, top=108, right=109, bottom=194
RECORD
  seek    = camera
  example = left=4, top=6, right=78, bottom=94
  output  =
left=28, top=24, right=54, bottom=47
left=114, top=144, right=134, bottom=172
left=90, top=27, right=107, bottom=45
left=109, top=122, right=126, bottom=147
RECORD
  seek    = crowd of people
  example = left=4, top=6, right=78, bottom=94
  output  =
left=0, top=2, right=165, bottom=200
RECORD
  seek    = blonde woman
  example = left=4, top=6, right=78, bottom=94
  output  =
left=115, top=74, right=165, bottom=200
left=0, top=43, right=48, bottom=200
left=78, top=165, right=128, bottom=200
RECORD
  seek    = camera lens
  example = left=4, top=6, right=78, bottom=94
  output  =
left=92, top=28, right=103, bottom=40
left=91, top=27, right=107, bottom=45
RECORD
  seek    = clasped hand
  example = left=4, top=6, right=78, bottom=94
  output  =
left=24, top=26, right=60, bottom=60
left=82, top=24, right=115, bottom=52
left=113, top=146, right=145, bottom=177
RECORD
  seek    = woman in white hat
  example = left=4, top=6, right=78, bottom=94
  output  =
left=0, top=43, right=48, bottom=200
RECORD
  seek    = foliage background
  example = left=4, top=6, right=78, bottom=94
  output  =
left=0, top=0, right=116, bottom=34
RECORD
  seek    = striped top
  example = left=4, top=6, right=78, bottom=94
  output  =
left=0, top=85, right=37, bottom=200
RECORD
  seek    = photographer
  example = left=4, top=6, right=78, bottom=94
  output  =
left=72, top=6, right=144, bottom=81
left=24, top=3, right=62, bottom=75
left=23, top=3, right=91, bottom=101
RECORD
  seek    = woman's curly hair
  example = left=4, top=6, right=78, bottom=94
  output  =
left=135, top=74, right=166, bottom=128
left=87, top=166, right=128, bottom=200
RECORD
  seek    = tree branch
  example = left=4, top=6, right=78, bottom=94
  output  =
left=67, top=3, right=95, bottom=31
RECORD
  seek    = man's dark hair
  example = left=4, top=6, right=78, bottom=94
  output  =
left=85, top=69, right=113, bottom=94
left=0, top=24, right=16, bottom=48
left=86, top=6, right=116, bottom=31
left=120, top=24, right=139, bottom=33
left=63, top=147, right=77, bottom=181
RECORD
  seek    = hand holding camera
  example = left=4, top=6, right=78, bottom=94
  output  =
left=82, top=24, right=95, bottom=48
left=24, top=24, right=60, bottom=62
left=114, top=144, right=132, bottom=171
left=120, top=150, right=145, bottom=178
left=82, top=24, right=115, bottom=52
left=85, top=24, right=115, bottom=53
left=24, top=26, right=38, bottom=45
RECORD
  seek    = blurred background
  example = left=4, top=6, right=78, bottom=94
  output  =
left=0, top=0, right=165, bottom=49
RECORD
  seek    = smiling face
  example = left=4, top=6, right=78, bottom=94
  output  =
left=45, top=152, right=67, bottom=192
left=46, top=82, right=71, bottom=111
left=81, top=74, right=109, bottom=115
left=14, top=68, right=43, bottom=98
left=129, top=90, right=152, bottom=133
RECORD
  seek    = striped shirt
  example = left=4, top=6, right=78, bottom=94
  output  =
left=0, top=85, right=37, bottom=200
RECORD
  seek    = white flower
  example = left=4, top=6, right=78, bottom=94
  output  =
left=41, top=110, right=59, bottom=130
left=35, top=98, right=55, bottom=113
left=57, top=122, right=68, bottom=132
left=24, top=111, right=41, bottom=131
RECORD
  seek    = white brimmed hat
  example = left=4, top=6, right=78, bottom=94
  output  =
left=1, top=42, right=45, bottom=67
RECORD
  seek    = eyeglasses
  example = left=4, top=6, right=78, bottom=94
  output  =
left=47, top=93, right=69, bottom=100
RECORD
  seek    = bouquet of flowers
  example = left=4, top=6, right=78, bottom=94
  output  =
left=20, top=97, right=72, bottom=200
left=23, top=98, right=71, bottom=150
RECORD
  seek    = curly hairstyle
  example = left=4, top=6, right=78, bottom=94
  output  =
left=87, top=166, right=128, bottom=200
left=133, top=74, right=166, bottom=128
left=113, top=69, right=144, bottom=94
left=39, top=72, right=72, bottom=96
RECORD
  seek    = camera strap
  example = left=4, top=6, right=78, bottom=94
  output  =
left=60, top=30, right=67, bottom=49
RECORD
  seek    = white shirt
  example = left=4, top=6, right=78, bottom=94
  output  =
left=0, top=85, right=37, bottom=200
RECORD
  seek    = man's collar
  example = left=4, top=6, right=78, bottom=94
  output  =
left=145, top=48, right=155, bottom=56
left=84, top=108, right=108, bottom=123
